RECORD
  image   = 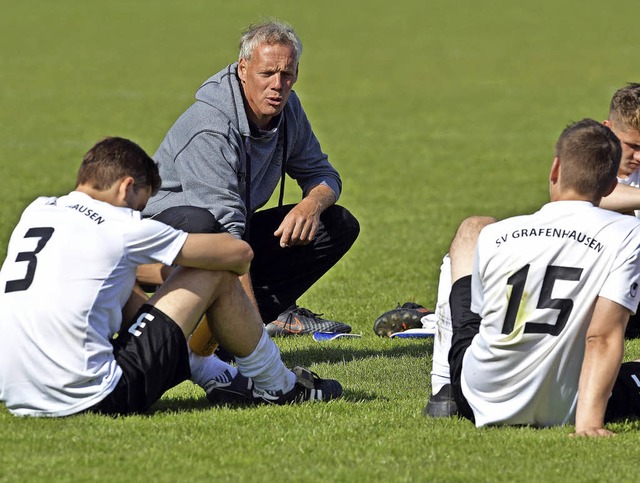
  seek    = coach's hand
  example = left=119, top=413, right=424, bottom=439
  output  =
left=274, top=184, right=336, bottom=248
left=274, top=199, right=320, bottom=247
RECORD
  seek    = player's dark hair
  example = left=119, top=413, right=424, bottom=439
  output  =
left=555, top=119, right=621, bottom=199
left=76, top=137, right=161, bottom=195
left=608, top=83, right=640, bottom=132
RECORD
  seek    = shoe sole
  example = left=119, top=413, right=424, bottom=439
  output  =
left=205, top=376, right=255, bottom=405
left=253, top=379, right=343, bottom=404
left=266, top=320, right=351, bottom=337
left=206, top=391, right=256, bottom=405
left=293, top=379, right=343, bottom=403
left=373, top=308, right=426, bottom=337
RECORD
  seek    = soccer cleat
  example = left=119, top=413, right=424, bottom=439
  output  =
left=203, top=370, right=256, bottom=405
left=252, top=366, right=343, bottom=404
left=422, top=384, right=458, bottom=418
left=373, top=302, right=434, bottom=337
left=266, top=305, right=351, bottom=337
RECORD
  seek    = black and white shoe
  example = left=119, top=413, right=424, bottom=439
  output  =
left=203, top=370, right=256, bottom=405
left=252, top=367, right=343, bottom=404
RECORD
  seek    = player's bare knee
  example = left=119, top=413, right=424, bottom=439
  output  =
left=194, top=269, right=240, bottom=305
left=452, top=215, right=492, bottom=244
left=461, top=215, right=496, bottom=233
left=449, top=216, right=496, bottom=281
left=157, top=266, right=232, bottom=302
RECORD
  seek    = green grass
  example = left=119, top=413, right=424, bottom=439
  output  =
left=2, top=0, right=640, bottom=481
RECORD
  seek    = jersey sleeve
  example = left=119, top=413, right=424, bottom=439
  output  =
left=599, top=225, right=640, bottom=314
left=124, top=219, right=188, bottom=266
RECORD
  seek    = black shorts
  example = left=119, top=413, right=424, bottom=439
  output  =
left=606, top=361, right=640, bottom=422
left=89, top=304, right=191, bottom=415
left=448, top=275, right=479, bottom=422
left=148, top=204, right=359, bottom=323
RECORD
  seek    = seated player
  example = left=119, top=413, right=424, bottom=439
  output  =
left=424, top=120, right=640, bottom=437
left=0, top=137, right=342, bottom=417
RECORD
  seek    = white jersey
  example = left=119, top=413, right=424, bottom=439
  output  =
left=617, top=171, right=640, bottom=218
left=462, top=201, right=640, bottom=428
left=0, top=191, right=188, bottom=417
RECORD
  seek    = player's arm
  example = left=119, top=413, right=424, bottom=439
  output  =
left=274, top=184, right=336, bottom=247
left=571, top=296, right=629, bottom=438
left=174, top=232, right=253, bottom=275
left=599, top=183, right=640, bottom=215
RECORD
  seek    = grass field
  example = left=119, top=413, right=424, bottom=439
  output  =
left=2, top=0, right=640, bottom=481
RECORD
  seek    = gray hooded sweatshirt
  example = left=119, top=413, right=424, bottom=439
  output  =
left=143, top=63, right=342, bottom=239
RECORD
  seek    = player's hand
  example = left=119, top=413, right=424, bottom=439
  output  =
left=273, top=202, right=320, bottom=248
left=569, top=427, right=616, bottom=438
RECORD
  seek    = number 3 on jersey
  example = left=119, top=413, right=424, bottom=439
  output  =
left=4, top=227, right=55, bottom=293
left=502, top=264, right=583, bottom=336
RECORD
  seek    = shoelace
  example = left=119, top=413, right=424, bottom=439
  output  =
left=289, top=307, right=324, bottom=319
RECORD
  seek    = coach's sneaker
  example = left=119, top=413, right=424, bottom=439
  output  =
left=203, top=370, right=256, bottom=405
left=373, top=302, right=434, bottom=337
left=252, top=366, right=343, bottom=404
left=422, top=384, right=458, bottom=418
left=266, top=305, right=351, bottom=337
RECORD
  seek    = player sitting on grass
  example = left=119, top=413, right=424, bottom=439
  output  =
left=0, top=137, right=341, bottom=417
left=425, top=119, right=640, bottom=437
left=423, top=84, right=640, bottom=417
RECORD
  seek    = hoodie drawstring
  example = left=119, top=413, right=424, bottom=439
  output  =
left=243, top=115, right=288, bottom=242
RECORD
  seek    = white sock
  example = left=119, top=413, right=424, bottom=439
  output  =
left=430, top=254, right=453, bottom=394
left=188, top=348, right=237, bottom=387
left=235, top=329, right=296, bottom=393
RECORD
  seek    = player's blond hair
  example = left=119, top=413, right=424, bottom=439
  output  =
left=555, top=119, right=621, bottom=200
left=608, top=83, right=640, bottom=132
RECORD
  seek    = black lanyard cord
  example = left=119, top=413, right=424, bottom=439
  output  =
left=244, top=116, right=288, bottom=241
